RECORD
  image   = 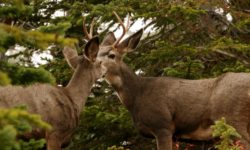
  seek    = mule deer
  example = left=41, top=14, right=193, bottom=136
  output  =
left=0, top=22, right=102, bottom=149
left=96, top=12, right=250, bottom=150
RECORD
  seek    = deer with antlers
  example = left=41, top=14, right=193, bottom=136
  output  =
left=96, top=12, right=250, bottom=149
left=0, top=20, right=102, bottom=150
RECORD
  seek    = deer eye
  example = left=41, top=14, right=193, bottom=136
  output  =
left=108, top=54, right=115, bottom=59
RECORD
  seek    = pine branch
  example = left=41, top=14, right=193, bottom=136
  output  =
left=214, top=49, right=250, bottom=67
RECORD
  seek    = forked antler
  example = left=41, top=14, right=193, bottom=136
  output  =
left=82, top=16, right=95, bottom=41
left=112, top=11, right=130, bottom=48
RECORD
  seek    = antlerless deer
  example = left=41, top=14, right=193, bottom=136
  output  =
left=0, top=31, right=102, bottom=149
left=96, top=12, right=250, bottom=150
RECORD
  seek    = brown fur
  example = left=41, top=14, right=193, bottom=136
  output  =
left=0, top=38, right=102, bottom=150
left=97, top=30, right=250, bottom=150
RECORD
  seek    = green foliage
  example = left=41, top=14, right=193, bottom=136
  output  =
left=211, top=118, right=242, bottom=150
left=107, top=145, right=129, bottom=150
left=19, top=139, right=47, bottom=150
left=169, top=5, right=206, bottom=21
left=0, top=28, right=15, bottom=52
left=236, top=19, right=250, bottom=31
left=38, top=22, right=72, bottom=36
left=141, top=41, right=205, bottom=78
left=164, top=57, right=204, bottom=79
left=211, top=37, right=250, bottom=52
left=0, top=23, right=77, bottom=51
left=15, top=67, right=56, bottom=85
left=0, top=0, right=33, bottom=20
left=0, top=125, right=20, bottom=150
left=46, top=57, right=73, bottom=86
left=67, top=94, right=141, bottom=150
left=0, top=107, right=51, bottom=150
left=0, top=71, right=11, bottom=85
left=0, top=62, right=56, bottom=85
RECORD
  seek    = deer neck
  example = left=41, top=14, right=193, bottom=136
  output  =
left=65, top=66, right=95, bottom=110
left=105, top=63, right=141, bottom=110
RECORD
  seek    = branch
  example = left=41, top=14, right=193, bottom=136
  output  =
left=206, top=10, right=250, bottom=34
left=142, top=22, right=183, bottom=46
left=242, top=9, right=250, bottom=13
left=214, top=49, right=250, bottom=67
left=0, top=52, right=6, bottom=61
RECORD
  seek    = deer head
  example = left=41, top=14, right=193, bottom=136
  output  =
left=63, top=37, right=102, bottom=79
left=63, top=17, right=103, bottom=84
left=97, top=12, right=143, bottom=85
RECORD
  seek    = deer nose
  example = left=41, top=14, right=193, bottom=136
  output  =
left=96, top=57, right=102, bottom=64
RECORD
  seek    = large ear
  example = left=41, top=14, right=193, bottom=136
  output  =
left=85, top=36, right=99, bottom=62
left=63, top=46, right=79, bottom=70
left=101, top=32, right=116, bottom=46
left=117, top=29, right=143, bottom=54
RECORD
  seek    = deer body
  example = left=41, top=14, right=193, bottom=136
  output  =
left=0, top=84, right=80, bottom=145
left=97, top=20, right=250, bottom=149
left=0, top=68, right=92, bottom=144
left=0, top=37, right=101, bottom=150
left=111, top=64, right=250, bottom=145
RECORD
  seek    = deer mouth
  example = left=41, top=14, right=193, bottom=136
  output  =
left=100, top=65, right=108, bottom=78
left=101, top=70, right=108, bottom=78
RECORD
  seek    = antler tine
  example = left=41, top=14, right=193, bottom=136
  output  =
left=89, top=18, right=95, bottom=38
left=112, top=11, right=130, bottom=48
left=126, top=15, right=130, bottom=31
left=82, top=16, right=95, bottom=41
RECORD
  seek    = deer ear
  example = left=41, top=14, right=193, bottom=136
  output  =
left=101, top=32, right=116, bottom=46
left=85, top=36, right=99, bottom=62
left=63, top=46, right=79, bottom=70
left=117, top=29, right=143, bottom=54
